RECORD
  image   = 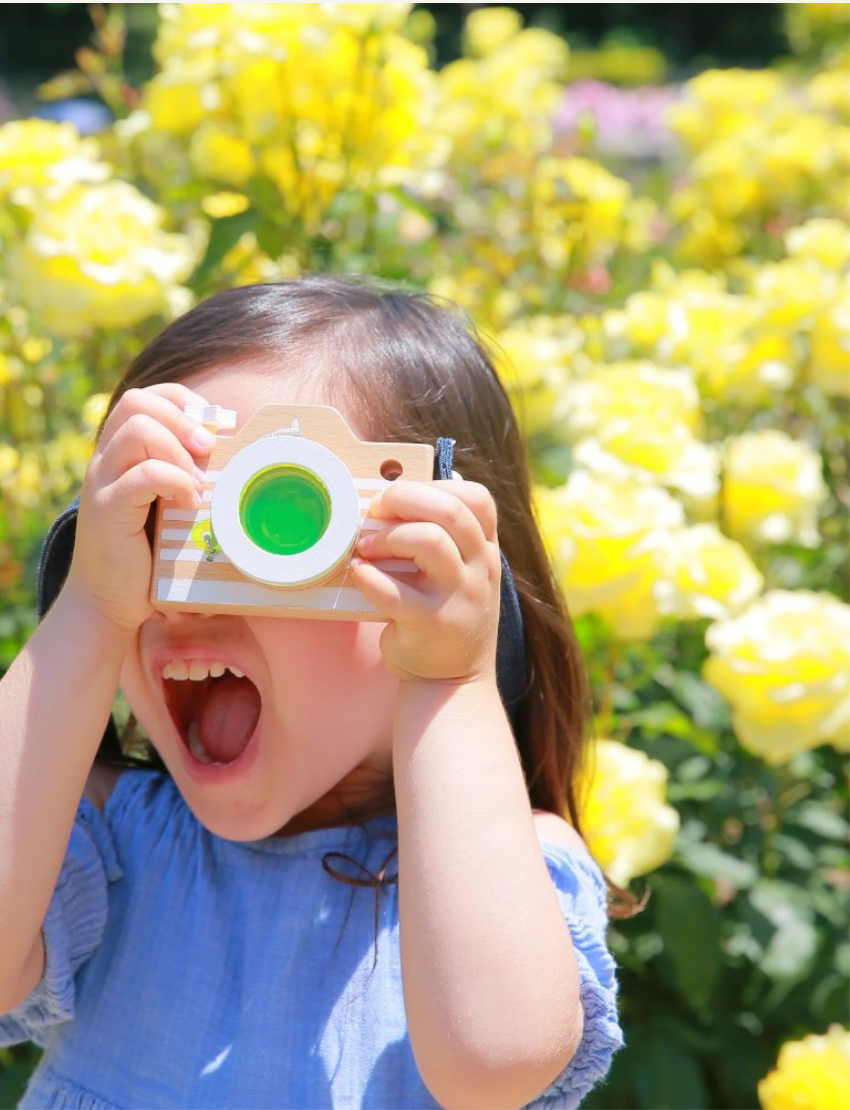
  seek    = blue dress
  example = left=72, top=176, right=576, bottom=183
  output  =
left=0, top=771, right=622, bottom=1109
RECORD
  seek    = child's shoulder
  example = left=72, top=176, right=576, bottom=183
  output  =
left=533, top=810, right=590, bottom=855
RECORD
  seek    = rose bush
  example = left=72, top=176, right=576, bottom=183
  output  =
left=0, top=5, right=847, bottom=1108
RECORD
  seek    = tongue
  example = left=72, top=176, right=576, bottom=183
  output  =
left=197, top=676, right=261, bottom=764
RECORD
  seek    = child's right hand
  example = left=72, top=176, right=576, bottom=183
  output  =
left=64, top=383, right=216, bottom=636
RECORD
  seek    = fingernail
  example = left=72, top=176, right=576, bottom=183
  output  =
left=357, top=534, right=373, bottom=553
left=349, top=556, right=364, bottom=569
left=192, top=426, right=216, bottom=450
left=193, top=466, right=208, bottom=484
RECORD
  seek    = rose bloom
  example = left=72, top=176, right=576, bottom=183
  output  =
left=12, top=180, right=197, bottom=336
left=721, top=429, right=829, bottom=549
left=759, top=1025, right=850, bottom=1110
left=703, top=590, right=850, bottom=765
left=577, top=739, right=679, bottom=888
left=535, top=472, right=684, bottom=642
left=655, top=523, right=764, bottom=622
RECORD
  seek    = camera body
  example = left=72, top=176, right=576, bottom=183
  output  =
left=150, top=404, right=434, bottom=619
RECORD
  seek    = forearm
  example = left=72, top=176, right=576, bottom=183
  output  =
left=394, top=679, right=583, bottom=1109
left=0, top=589, right=131, bottom=988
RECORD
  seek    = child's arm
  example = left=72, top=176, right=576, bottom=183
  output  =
left=0, top=594, right=135, bottom=1011
left=0, top=384, right=211, bottom=1012
left=352, top=481, right=584, bottom=1110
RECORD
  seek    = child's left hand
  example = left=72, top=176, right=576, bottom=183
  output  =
left=350, top=479, right=501, bottom=686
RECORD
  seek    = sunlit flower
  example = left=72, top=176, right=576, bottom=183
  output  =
left=436, top=25, right=568, bottom=164
left=656, top=523, right=764, bottom=621
left=12, top=181, right=197, bottom=335
left=808, top=68, right=850, bottom=120
left=721, top=430, right=829, bottom=549
left=532, top=157, right=632, bottom=269
left=578, top=739, right=680, bottom=887
left=81, top=393, right=110, bottom=434
left=809, top=294, right=850, bottom=398
left=189, top=125, right=256, bottom=187
left=464, top=5, right=523, bottom=57
left=492, top=315, right=583, bottom=438
left=785, top=218, right=850, bottom=270
left=703, top=591, right=850, bottom=764
left=0, top=118, right=109, bottom=201
left=667, top=68, right=849, bottom=265
left=557, top=361, right=720, bottom=503
left=759, top=1025, right=850, bottom=1110
left=142, top=69, right=218, bottom=135
left=535, top=472, right=684, bottom=641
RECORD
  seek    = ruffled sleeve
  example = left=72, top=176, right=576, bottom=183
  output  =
left=526, top=843, right=623, bottom=1109
left=0, top=796, right=122, bottom=1048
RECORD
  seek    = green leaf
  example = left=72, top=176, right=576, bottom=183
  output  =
left=676, top=840, right=759, bottom=888
left=634, top=1037, right=708, bottom=1110
left=656, top=876, right=723, bottom=1011
left=748, top=881, right=819, bottom=980
left=661, top=668, right=731, bottom=731
left=255, top=218, right=291, bottom=262
left=628, top=701, right=696, bottom=739
left=189, top=209, right=258, bottom=292
left=786, top=802, right=850, bottom=841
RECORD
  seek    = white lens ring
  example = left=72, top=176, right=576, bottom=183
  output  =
left=211, top=437, right=361, bottom=587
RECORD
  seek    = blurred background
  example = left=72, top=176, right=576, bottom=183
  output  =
left=0, top=4, right=848, bottom=1108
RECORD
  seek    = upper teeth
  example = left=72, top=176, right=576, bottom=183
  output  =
left=163, top=661, right=245, bottom=681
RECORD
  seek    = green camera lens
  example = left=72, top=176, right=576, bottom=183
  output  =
left=239, top=465, right=331, bottom=556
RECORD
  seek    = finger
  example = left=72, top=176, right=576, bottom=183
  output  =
left=104, top=459, right=201, bottom=521
left=369, top=480, right=497, bottom=563
left=357, top=521, right=463, bottom=590
left=98, top=412, right=205, bottom=488
left=98, top=385, right=214, bottom=458
left=349, top=556, right=423, bottom=618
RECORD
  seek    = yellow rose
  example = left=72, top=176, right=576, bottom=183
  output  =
left=12, top=181, right=197, bottom=336
left=809, top=295, right=850, bottom=398
left=464, top=6, right=522, bottom=56
left=533, top=157, right=632, bottom=266
left=556, top=359, right=720, bottom=511
left=143, top=70, right=216, bottom=135
left=703, top=590, right=850, bottom=764
left=759, top=1025, right=850, bottom=1110
left=493, top=316, right=582, bottom=438
left=535, top=473, right=684, bottom=642
left=809, top=68, right=850, bottom=120
left=189, top=126, right=256, bottom=187
left=656, top=523, right=764, bottom=621
left=0, top=118, right=108, bottom=201
left=722, top=430, right=829, bottom=549
left=752, top=259, right=840, bottom=328
left=81, top=393, right=110, bottom=434
left=578, top=739, right=680, bottom=887
left=785, top=218, right=850, bottom=270
left=327, top=4, right=413, bottom=34
left=436, top=27, right=566, bottom=161
left=0, top=443, right=20, bottom=482
left=668, top=69, right=784, bottom=152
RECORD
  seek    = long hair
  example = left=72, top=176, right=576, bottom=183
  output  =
left=100, top=277, right=639, bottom=916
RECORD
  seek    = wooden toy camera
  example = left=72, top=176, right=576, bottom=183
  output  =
left=151, top=404, right=434, bottom=619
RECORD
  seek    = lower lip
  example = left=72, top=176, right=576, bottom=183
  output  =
left=175, top=718, right=263, bottom=786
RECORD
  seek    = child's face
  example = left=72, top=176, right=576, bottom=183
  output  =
left=118, top=362, right=398, bottom=841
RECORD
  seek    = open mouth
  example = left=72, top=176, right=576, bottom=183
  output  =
left=163, top=662, right=262, bottom=766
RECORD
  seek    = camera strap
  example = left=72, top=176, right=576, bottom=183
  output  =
left=434, top=439, right=529, bottom=727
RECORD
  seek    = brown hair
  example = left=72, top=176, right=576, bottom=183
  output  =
left=101, top=276, right=640, bottom=916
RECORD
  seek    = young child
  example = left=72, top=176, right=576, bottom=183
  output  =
left=0, top=277, right=624, bottom=1109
